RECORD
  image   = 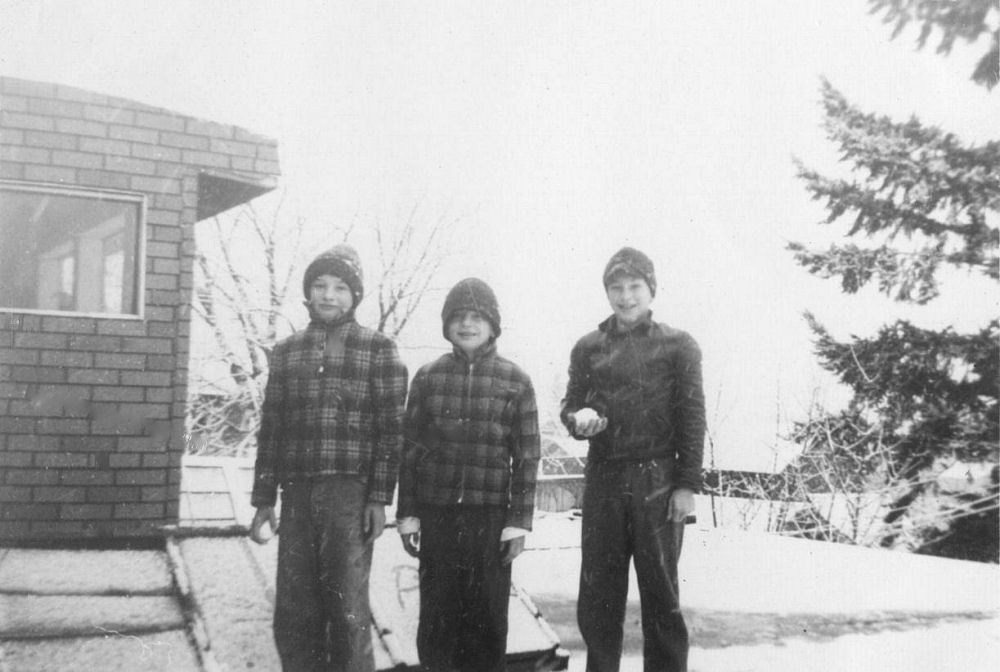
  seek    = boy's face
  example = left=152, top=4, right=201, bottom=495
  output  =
left=447, top=309, right=494, bottom=354
left=606, top=273, right=653, bottom=328
left=307, top=274, right=354, bottom=322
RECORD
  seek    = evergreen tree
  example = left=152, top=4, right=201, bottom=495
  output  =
left=869, top=0, right=998, bottom=89
left=788, top=77, right=999, bottom=559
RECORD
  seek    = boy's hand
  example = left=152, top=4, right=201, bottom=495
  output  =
left=400, top=532, right=420, bottom=558
left=363, top=503, right=386, bottom=542
left=500, top=536, right=525, bottom=565
left=572, top=408, right=608, bottom=437
left=249, top=506, right=278, bottom=545
left=667, top=488, right=695, bottom=523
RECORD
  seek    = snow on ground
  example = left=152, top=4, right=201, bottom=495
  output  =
left=516, top=511, right=999, bottom=672
left=560, top=617, right=1000, bottom=672
left=687, top=618, right=1000, bottom=672
left=557, top=617, right=1000, bottom=672
left=518, top=511, right=1000, bottom=614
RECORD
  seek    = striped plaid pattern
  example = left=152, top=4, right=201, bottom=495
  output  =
left=397, top=343, right=539, bottom=530
left=251, top=319, right=408, bottom=507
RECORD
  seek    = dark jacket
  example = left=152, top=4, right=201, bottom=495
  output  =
left=397, top=341, right=540, bottom=530
left=560, top=312, right=706, bottom=491
left=251, top=318, right=408, bottom=507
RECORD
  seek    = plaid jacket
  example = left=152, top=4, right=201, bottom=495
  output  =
left=397, top=342, right=539, bottom=530
left=251, top=318, right=408, bottom=507
left=560, top=312, right=706, bottom=491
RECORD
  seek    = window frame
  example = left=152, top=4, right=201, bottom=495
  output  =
left=0, top=180, right=147, bottom=319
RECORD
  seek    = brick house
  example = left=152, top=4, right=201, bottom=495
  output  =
left=0, top=77, right=279, bottom=543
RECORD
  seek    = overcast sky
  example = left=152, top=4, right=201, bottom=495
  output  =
left=2, top=0, right=997, bottom=468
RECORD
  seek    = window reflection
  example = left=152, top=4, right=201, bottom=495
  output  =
left=0, top=183, right=143, bottom=316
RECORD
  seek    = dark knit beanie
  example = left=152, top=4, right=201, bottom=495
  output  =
left=603, top=246, right=657, bottom=297
left=441, top=278, right=501, bottom=339
left=302, top=244, right=364, bottom=307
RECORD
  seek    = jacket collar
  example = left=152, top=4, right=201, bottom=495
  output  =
left=451, top=338, right=497, bottom=364
left=307, top=313, right=356, bottom=335
left=599, top=311, right=655, bottom=337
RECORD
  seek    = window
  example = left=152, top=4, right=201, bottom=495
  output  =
left=0, top=182, right=144, bottom=316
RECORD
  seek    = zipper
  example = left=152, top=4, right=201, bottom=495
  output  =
left=464, top=360, right=475, bottom=417
left=456, top=359, right=474, bottom=504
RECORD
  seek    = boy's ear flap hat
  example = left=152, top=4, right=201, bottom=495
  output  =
left=441, top=278, right=501, bottom=339
left=603, top=246, right=657, bottom=298
left=302, top=244, right=364, bottom=307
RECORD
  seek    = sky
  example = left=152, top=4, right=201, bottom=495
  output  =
left=1, top=0, right=997, bottom=469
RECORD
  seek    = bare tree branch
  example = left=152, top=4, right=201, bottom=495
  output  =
left=187, top=198, right=457, bottom=457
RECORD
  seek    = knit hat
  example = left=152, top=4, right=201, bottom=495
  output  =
left=302, top=244, right=364, bottom=307
left=603, top=246, right=656, bottom=297
left=441, top=278, right=501, bottom=339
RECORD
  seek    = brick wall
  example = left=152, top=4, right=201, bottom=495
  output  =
left=0, top=77, right=279, bottom=542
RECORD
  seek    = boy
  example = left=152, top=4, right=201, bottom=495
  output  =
left=561, top=247, right=706, bottom=672
left=397, top=277, right=539, bottom=672
left=250, top=244, right=408, bottom=672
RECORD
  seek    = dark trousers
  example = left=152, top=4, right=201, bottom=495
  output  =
left=578, top=459, right=688, bottom=672
left=417, top=504, right=511, bottom=672
left=274, top=477, right=374, bottom=672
